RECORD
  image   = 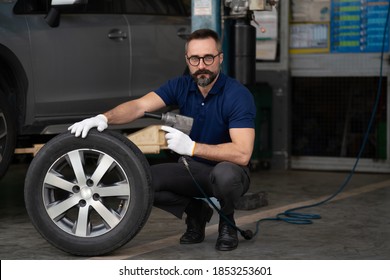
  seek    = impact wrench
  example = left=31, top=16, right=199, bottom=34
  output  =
left=144, top=112, right=193, bottom=135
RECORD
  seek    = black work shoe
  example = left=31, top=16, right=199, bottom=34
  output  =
left=180, top=200, right=213, bottom=244
left=215, top=219, right=238, bottom=251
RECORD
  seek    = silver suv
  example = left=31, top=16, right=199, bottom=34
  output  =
left=0, top=0, right=191, bottom=177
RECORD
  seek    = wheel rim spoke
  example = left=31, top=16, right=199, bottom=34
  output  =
left=90, top=154, right=115, bottom=185
left=96, top=181, right=131, bottom=197
left=75, top=206, right=90, bottom=237
left=67, top=150, right=87, bottom=186
left=47, top=195, right=81, bottom=220
left=91, top=200, right=120, bottom=228
left=44, top=171, right=75, bottom=192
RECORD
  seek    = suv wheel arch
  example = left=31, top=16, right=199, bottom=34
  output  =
left=0, top=44, right=28, bottom=178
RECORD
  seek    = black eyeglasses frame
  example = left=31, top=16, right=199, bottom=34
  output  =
left=186, top=52, right=222, bottom=66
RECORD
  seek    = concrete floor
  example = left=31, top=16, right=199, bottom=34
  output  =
left=0, top=158, right=389, bottom=260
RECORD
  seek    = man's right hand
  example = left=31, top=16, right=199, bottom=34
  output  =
left=68, top=114, right=108, bottom=138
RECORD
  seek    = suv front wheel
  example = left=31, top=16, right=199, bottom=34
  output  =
left=0, top=89, right=17, bottom=178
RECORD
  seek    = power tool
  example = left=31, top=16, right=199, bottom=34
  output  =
left=144, top=112, right=194, bottom=135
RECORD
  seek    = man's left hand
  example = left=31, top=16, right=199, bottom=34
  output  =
left=161, top=126, right=196, bottom=156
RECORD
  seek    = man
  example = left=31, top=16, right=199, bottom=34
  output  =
left=69, top=29, right=256, bottom=251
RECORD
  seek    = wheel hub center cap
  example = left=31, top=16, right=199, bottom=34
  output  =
left=80, top=187, right=93, bottom=199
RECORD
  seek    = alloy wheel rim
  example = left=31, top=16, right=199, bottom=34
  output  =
left=42, top=149, right=131, bottom=237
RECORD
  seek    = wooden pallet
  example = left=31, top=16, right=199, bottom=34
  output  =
left=14, top=125, right=167, bottom=156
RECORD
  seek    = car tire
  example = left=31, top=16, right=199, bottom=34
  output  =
left=24, top=129, right=153, bottom=256
left=0, top=90, right=17, bottom=179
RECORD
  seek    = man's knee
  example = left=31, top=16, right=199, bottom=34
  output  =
left=211, top=162, right=237, bottom=184
left=210, top=162, right=249, bottom=195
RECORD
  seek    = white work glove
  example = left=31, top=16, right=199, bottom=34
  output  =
left=161, top=125, right=196, bottom=156
left=68, top=114, right=108, bottom=138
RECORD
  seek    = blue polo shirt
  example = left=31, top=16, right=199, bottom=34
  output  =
left=155, top=72, right=256, bottom=161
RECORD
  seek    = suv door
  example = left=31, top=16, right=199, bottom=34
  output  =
left=24, top=0, right=131, bottom=118
left=122, top=0, right=191, bottom=97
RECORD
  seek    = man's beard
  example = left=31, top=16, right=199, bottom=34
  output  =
left=191, top=69, right=218, bottom=87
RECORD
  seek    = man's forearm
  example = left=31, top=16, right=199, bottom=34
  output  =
left=193, top=142, right=253, bottom=166
left=103, top=100, right=142, bottom=125
left=104, top=92, right=166, bottom=125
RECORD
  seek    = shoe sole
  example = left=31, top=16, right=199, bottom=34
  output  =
left=180, top=239, right=204, bottom=244
left=215, top=244, right=238, bottom=251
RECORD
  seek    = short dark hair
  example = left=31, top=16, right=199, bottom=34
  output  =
left=185, top=29, right=222, bottom=53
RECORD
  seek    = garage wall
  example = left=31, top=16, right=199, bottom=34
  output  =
left=254, top=1, right=390, bottom=172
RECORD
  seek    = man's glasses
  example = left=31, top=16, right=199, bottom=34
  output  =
left=186, top=53, right=221, bottom=66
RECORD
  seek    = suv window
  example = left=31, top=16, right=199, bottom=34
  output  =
left=14, top=0, right=191, bottom=15
left=122, top=0, right=189, bottom=15
left=81, top=0, right=121, bottom=13
left=14, top=0, right=121, bottom=14
left=13, top=0, right=49, bottom=13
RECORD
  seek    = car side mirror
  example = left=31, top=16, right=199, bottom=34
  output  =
left=45, top=0, right=88, bottom=28
left=45, top=7, right=60, bottom=28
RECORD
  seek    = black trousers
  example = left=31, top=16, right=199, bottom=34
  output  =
left=151, top=156, right=250, bottom=219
